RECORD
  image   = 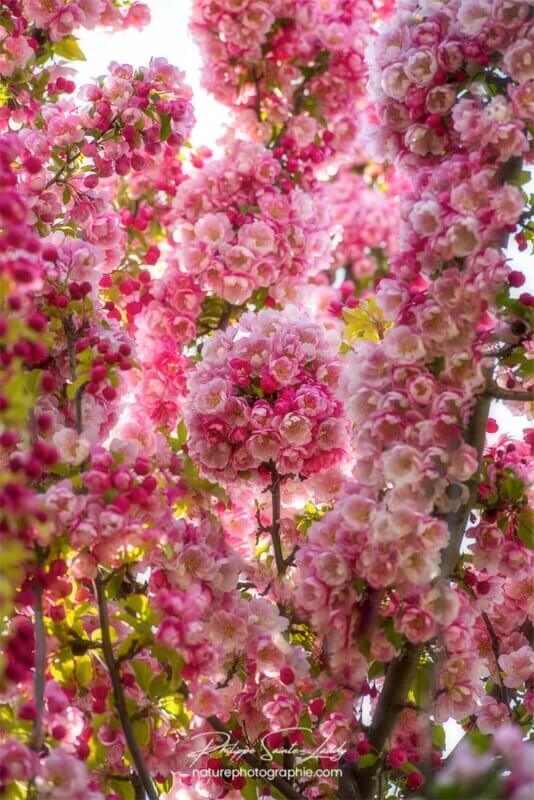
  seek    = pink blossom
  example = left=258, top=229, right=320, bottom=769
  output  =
left=499, top=645, right=534, bottom=688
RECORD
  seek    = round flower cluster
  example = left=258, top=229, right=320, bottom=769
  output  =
left=190, top=0, right=380, bottom=157
left=174, top=140, right=331, bottom=304
left=366, top=0, right=532, bottom=170
left=64, top=57, right=193, bottom=177
left=185, top=307, right=349, bottom=482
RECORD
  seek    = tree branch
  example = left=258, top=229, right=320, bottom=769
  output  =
left=485, top=385, right=534, bottom=403
left=206, top=716, right=306, bottom=800
left=63, top=317, right=85, bottom=434
left=94, top=573, right=159, bottom=800
left=30, top=565, right=46, bottom=752
left=481, top=611, right=510, bottom=708
left=268, top=460, right=286, bottom=575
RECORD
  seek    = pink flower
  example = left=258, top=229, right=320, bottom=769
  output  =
left=396, top=605, right=435, bottom=643
left=0, top=740, right=37, bottom=782
left=195, top=378, right=230, bottom=415
left=52, top=428, right=91, bottom=466
left=383, top=326, right=425, bottom=364
left=0, top=35, right=33, bottom=76
left=36, top=750, right=90, bottom=798
left=279, top=413, right=312, bottom=447
left=247, top=431, right=281, bottom=462
left=477, top=696, right=510, bottom=734
left=194, top=213, right=233, bottom=248
left=503, top=39, right=534, bottom=83
left=238, top=221, right=275, bottom=255
left=383, top=444, right=422, bottom=486
left=499, top=645, right=534, bottom=688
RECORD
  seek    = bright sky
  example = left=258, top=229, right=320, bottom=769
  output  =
left=77, top=1, right=532, bottom=758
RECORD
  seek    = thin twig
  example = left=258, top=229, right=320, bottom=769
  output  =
left=94, top=573, right=159, bottom=800
left=268, top=460, right=286, bottom=575
left=485, top=385, right=534, bottom=402
left=481, top=611, right=510, bottom=708
left=31, top=561, right=46, bottom=752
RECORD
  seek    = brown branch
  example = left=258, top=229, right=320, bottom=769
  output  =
left=63, top=317, right=85, bottom=434
left=268, top=460, right=286, bottom=575
left=481, top=611, right=510, bottom=708
left=206, top=716, right=306, bottom=800
left=251, top=66, right=262, bottom=122
left=95, top=573, right=159, bottom=800
left=30, top=566, right=46, bottom=752
left=485, top=385, right=534, bottom=403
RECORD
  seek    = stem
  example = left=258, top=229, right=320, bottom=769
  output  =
left=44, top=150, right=78, bottom=189
left=268, top=460, right=286, bottom=575
left=485, top=385, right=534, bottom=402
left=251, top=66, right=262, bottom=122
left=95, top=573, right=159, bottom=800
left=31, top=568, right=46, bottom=752
left=63, top=317, right=85, bottom=434
left=481, top=611, right=510, bottom=708
left=207, top=716, right=305, bottom=800
left=355, top=644, right=423, bottom=799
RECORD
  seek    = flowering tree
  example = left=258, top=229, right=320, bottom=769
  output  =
left=0, top=0, right=534, bottom=799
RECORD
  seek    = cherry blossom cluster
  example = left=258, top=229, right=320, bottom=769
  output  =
left=0, top=0, right=149, bottom=124
left=21, top=0, right=149, bottom=41
left=366, top=0, right=533, bottom=171
left=175, top=140, right=331, bottom=304
left=190, top=0, right=386, bottom=158
left=185, top=307, right=349, bottom=482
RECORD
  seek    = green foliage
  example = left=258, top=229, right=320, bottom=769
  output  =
left=500, top=469, right=525, bottom=503
left=182, top=454, right=229, bottom=506
left=53, top=36, right=86, bottom=61
left=517, top=509, right=534, bottom=548
left=342, top=297, right=391, bottom=346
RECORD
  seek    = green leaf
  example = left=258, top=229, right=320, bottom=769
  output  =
left=131, top=659, right=153, bottom=693
left=357, top=754, right=377, bottom=769
left=412, top=661, right=433, bottom=707
left=241, top=780, right=259, bottom=800
left=182, top=455, right=228, bottom=506
left=67, top=373, right=89, bottom=399
left=501, top=470, right=525, bottom=503
left=432, top=724, right=446, bottom=750
left=132, top=717, right=151, bottom=747
left=342, top=297, right=391, bottom=344
left=368, top=661, right=384, bottom=680
left=517, top=509, right=534, bottom=548
left=159, top=113, right=171, bottom=141
left=108, top=779, right=135, bottom=800
left=75, top=654, right=93, bottom=688
left=54, top=36, right=86, bottom=61
left=168, top=419, right=187, bottom=452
